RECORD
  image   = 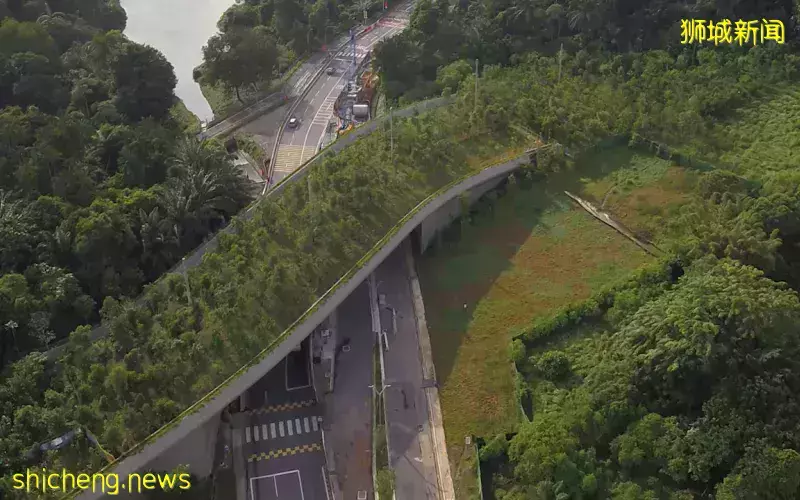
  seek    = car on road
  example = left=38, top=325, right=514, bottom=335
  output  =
left=287, top=116, right=299, bottom=129
left=326, top=66, right=335, bottom=76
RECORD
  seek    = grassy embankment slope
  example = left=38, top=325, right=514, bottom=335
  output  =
left=418, top=145, right=698, bottom=497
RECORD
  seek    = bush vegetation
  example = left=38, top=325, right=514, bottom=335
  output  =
left=5, top=0, right=800, bottom=498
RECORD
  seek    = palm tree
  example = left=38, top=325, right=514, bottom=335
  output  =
left=160, top=138, right=252, bottom=249
left=138, top=207, right=178, bottom=279
left=545, top=3, right=564, bottom=38
left=355, top=0, right=373, bottom=23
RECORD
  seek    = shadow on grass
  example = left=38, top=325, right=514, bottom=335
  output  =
left=417, top=142, right=644, bottom=388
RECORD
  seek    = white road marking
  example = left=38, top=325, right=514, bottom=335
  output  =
left=270, top=422, right=277, bottom=439
left=322, top=466, right=331, bottom=500
left=249, top=471, right=305, bottom=500
left=300, top=71, right=348, bottom=164
left=254, top=425, right=260, bottom=441
left=295, top=418, right=302, bottom=434
left=304, top=417, right=311, bottom=433
left=246, top=426, right=251, bottom=443
left=262, top=424, right=269, bottom=439
left=311, top=417, right=319, bottom=432
left=279, top=421, right=285, bottom=437
left=287, top=419, right=294, bottom=436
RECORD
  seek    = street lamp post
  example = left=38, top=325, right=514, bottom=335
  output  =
left=389, top=106, right=393, bottom=164
left=368, top=383, right=392, bottom=396
left=474, top=58, right=479, bottom=113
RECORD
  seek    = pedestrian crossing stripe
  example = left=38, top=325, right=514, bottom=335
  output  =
left=271, top=145, right=314, bottom=174
left=246, top=416, right=321, bottom=443
left=247, top=443, right=322, bottom=463
left=248, top=399, right=316, bottom=415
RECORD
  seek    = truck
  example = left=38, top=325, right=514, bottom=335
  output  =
left=353, top=103, right=370, bottom=120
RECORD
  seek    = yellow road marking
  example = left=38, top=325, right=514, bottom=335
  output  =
left=248, top=400, right=316, bottom=415
left=247, top=442, right=323, bottom=463
left=273, top=145, right=314, bottom=174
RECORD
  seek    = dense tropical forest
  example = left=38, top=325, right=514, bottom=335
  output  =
left=374, top=0, right=799, bottom=103
left=0, top=0, right=253, bottom=371
left=2, top=0, right=800, bottom=499
left=198, top=0, right=376, bottom=105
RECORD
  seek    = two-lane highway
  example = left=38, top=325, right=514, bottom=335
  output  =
left=271, top=3, right=414, bottom=182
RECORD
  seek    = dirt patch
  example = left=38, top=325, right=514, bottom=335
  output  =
left=602, top=166, right=695, bottom=241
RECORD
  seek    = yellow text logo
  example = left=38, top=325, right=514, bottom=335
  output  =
left=680, top=19, right=785, bottom=45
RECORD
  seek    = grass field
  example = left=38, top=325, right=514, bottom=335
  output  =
left=417, top=144, right=697, bottom=497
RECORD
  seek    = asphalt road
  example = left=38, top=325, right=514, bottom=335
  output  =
left=327, top=282, right=376, bottom=500
left=376, top=247, right=439, bottom=499
left=271, top=5, right=413, bottom=181
left=236, top=339, right=330, bottom=500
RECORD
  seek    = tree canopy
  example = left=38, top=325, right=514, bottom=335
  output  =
left=3, top=0, right=800, bottom=498
left=0, top=4, right=253, bottom=372
left=198, top=0, right=376, bottom=94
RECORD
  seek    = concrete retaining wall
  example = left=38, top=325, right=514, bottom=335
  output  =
left=418, top=175, right=506, bottom=253
left=145, top=412, right=221, bottom=478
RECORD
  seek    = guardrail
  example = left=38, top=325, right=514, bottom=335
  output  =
left=267, top=95, right=455, bottom=197
left=70, top=146, right=538, bottom=500
left=200, top=92, right=288, bottom=140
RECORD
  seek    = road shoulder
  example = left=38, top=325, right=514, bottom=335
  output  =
left=403, top=240, right=455, bottom=500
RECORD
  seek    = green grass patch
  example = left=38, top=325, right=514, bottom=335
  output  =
left=418, top=145, right=698, bottom=497
left=199, top=80, right=274, bottom=119
left=575, top=145, right=698, bottom=245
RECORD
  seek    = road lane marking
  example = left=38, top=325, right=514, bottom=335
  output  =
left=272, top=145, right=313, bottom=174
left=301, top=72, right=347, bottom=163
left=311, top=417, right=319, bottom=432
left=249, top=470, right=304, bottom=500
left=246, top=426, right=251, bottom=443
left=248, top=444, right=322, bottom=463
left=254, top=425, right=260, bottom=441
left=304, top=417, right=310, bottom=433
left=279, top=421, right=285, bottom=437
left=262, top=424, right=269, bottom=439
left=287, top=419, right=294, bottom=436
left=270, top=422, right=276, bottom=439
left=248, top=399, right=316, bottom=415
left=295, top=418, right=302, bottom=434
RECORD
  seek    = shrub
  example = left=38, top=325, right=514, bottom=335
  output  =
left=534, top=350, right=571, bottom=381
left=509, top=339, right=525, bottom=365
